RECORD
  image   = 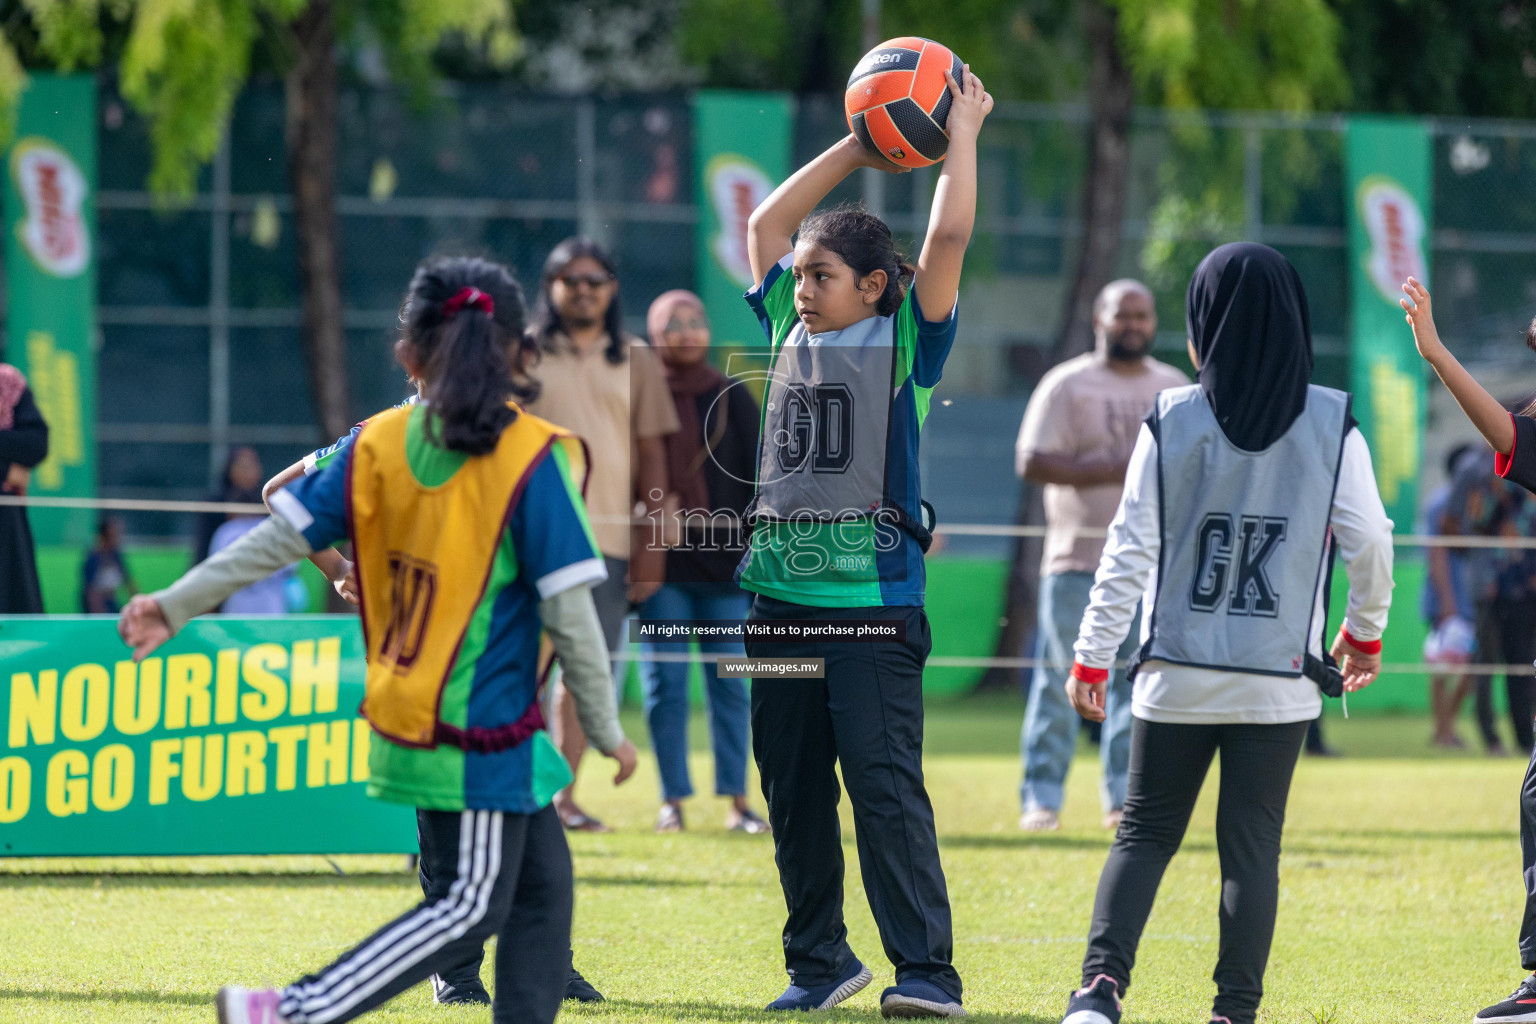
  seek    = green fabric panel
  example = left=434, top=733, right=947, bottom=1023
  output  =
left=895, top=288, right=918, bottom=383
left=438, top=507, right=522, bottom=732
left=530, top=730, right=574, bottom=807
left=405, top=403, right=469, bottom=486
left=313, top=446, right=343, bottom=473
left=762, top=259, right=800, bottom=349
left=914, top=383, right=935, bottom=429
left=738, top=518, right=885, bottom=607
left=367, top=733, right=466, bottom=811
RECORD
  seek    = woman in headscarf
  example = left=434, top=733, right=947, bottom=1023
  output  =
left=636, top=289, right=768, bottom=833
left=192, top=446, right=265, bottom=565
left=0, top=362, right=48, bottom=613
left=1053, top=244, right=1394, bottom=1024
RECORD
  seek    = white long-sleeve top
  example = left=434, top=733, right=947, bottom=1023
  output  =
left=1073, top=423, right=1395, bottom=724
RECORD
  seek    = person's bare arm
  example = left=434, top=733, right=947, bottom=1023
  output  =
left=262, top=459, right=307, bottom=508
left=1020, top=450, right=1127, bottom=488
left=912, top=67, right=991, bottom=321
left=747, top=135, right=899, bottom=286
left=264, top=461, right=358, bottom=604
left=1404, top=277, right=1515, bottom=453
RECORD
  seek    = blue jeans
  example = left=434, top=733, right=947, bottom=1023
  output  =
left=1020, top=570, right=1139, bottom=813
left=639, top=582, right=752, bottom=801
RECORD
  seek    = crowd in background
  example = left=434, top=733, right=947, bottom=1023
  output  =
left=6, top=237, right=1536, bottom=835
left=1423, top=441, right=1536, bottom=756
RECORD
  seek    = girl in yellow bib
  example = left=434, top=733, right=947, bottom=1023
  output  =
left=117, top=256, right=637, bottom=1024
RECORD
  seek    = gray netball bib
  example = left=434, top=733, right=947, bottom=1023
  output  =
left=1139, top=384, right=1350, bottom=677
left=750, top=313, right=896, bottom=523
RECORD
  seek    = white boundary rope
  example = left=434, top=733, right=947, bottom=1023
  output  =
left=7, top=494, right=1532, bottom=675
left=612, top=650, right=1536, bottom=675
left=5, top=494, right=1536, bottom=549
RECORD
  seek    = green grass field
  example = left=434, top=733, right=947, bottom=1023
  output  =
left=2, top=700, right=1528, bottom=1024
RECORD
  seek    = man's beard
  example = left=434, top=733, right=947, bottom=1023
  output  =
left=1107, top=331, right=1150, bottom=361
left=562, top=311, right=602, bottom=331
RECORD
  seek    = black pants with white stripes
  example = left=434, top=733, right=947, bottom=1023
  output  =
left=277, top=805, right=572, bottom=1024
left=1080, top=717, right=1309, bottom=1024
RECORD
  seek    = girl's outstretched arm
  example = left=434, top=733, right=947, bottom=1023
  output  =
left=913, top=67, right=992, bottom=321
left=746, top=136, right=899, bottom=286
left=1404, top=277, right=1515, bottom=453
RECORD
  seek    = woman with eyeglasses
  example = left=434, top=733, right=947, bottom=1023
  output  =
left=525, top=237, right=680, bottom=840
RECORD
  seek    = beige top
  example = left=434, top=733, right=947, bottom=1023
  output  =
left=1015, top=352, right=1189, bottom=576
left=525, top=333, right=680, bottom=559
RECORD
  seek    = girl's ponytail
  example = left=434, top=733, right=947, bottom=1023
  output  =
left=400, top=257, right=533, bottom=455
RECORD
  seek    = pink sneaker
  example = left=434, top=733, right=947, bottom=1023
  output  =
left=216, top=986, right=287, bottom=1024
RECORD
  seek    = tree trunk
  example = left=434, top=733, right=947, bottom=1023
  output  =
left=286, top=0, right=351, bottom=443
left=976, top=0, right=1134, bottom=692
left=1052, top=0, right=1134, bottom=364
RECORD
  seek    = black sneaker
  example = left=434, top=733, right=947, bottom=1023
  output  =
left=430, top=972, right=490, bottom=1006
left=565, top=965, right=604, bottom=1003
left=1062, top=974, right=1121, bottom=1024
left=1476, top=975, right=1536, bottom=1022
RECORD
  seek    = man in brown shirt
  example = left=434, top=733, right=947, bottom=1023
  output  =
left=1014, top=279, right=1188, bottom=832
left=524, top=238, right=679, bottom=836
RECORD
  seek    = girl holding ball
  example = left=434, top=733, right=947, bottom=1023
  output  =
left=741, top=64, right=990, bottom=1018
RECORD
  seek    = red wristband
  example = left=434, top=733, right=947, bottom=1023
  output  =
left=1070, top=662, right=1109, bottom=685
left=1495, top=412, right=1517, bottom=478
left=1342, top=628, right=1382, bottom=655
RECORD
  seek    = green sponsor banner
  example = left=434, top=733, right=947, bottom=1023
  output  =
left=1345, top=116, right=1430, bottom=532
left=693, top=90, right=792, bottom=361
left=3, top=75, right=98, bottom=546
left=0, top=616, right=416, bottom=857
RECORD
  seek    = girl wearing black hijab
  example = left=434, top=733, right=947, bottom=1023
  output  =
left=1054, top=244, right=1395, bottom=1024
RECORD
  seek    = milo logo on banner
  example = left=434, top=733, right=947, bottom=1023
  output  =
left=1345, top=118, right=1430, bottom=533
left=707, top=154, right=774, bottom=287
left=10, top=137, right=90, bottom=278
left=1357, top=175, right=1428, bottom=304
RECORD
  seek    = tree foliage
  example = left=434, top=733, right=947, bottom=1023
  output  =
left=0, top=0, right=518, bottom=196
left=677, top=0, right=1086, bottom=100
left=1109, top=0, right=1348, bottom=112
left=1329, top=0, right=1536, bottom=119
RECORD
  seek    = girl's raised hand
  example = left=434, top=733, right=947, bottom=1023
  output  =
left=944, top=64, right=993, bottom=139
left=844, top=133, right=909, bottom=174
left=1401, top=276, right=1446, bottom=360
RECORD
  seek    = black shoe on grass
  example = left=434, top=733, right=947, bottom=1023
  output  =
left=430, top=973, right=490, bottom=1006
left=1476, top=975, right=1536, bottom=1022
left=1061, top=974, right=1121, bottom=1024
left=565, top=966, right=604, bottom=1003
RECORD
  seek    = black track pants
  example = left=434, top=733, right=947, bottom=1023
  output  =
left=747, top=597, right=962, bottom=1002
left=278, top=805, right=572, bottom=1024
left=1517, top=746, right=1536, bottom=970
left=1080, top=717, right=1308, bottom=1024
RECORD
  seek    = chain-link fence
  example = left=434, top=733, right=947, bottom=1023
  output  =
left=48, top=83, right=1536, bottom=544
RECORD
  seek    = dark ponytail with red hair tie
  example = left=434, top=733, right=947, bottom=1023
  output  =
left=399, top=257, right=532, bottom=455
left=442, top=286, right=494, bottom=319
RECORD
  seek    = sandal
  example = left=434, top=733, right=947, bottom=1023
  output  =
left=655, top=804, right=684, bottom=833
left=728, top=808, right=771, bottom=834
left=559, top=810, right=612, bottom=833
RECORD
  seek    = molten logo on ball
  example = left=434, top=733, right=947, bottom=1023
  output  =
left=11, top=138, right=90, bottom=278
